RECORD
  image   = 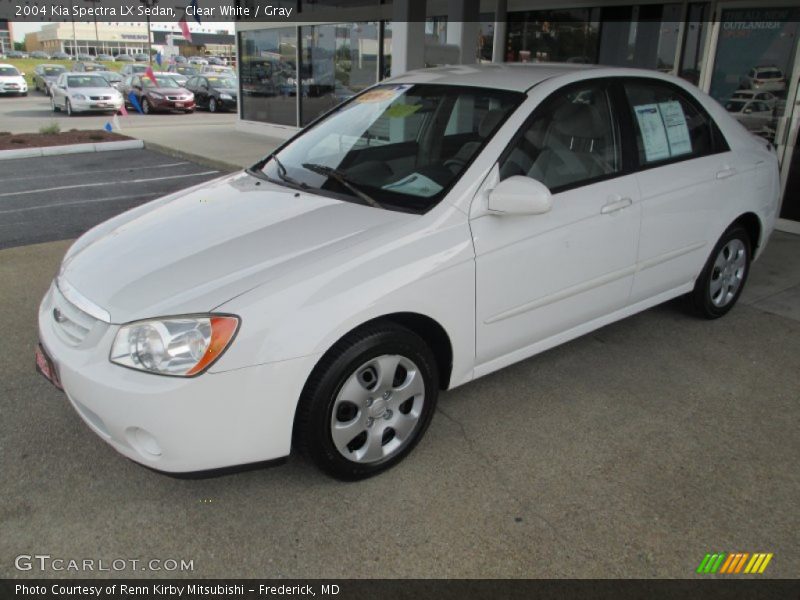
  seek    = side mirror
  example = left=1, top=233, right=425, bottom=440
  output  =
left=488, top=175, right=553, bottom=216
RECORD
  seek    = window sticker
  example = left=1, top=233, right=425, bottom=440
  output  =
left=382, top=173, right=443, bottom=197
left=659, top=100, right=692, bottom=157
left=634, top=102, right=693, bottom=162
left=634, top=104, right=670, bottom=162
left=356, top=85, right=411, bottom=104
left=383, top=103, right=422, bottom=119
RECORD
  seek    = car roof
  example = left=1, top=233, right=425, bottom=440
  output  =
left=385, top=63, right=600, bottom=92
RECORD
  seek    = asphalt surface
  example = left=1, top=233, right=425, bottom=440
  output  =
left=0, top=149, right=226, bottom=250
left=1, top=222, right=798, bottom=575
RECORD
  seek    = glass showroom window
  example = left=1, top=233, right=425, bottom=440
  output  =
left=239, top=27, right=298, bottom=126
left=597, top=4, right=682, bottom=71
left=300, top=23, right=380, bottom=126
left=506, top=9, right=600, bottom=63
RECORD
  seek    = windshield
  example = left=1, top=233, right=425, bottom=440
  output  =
left=255, top=84, right=523, bottom=213
left=43, top=66, right=66, bottom=76
left=207, top=76, right=237, bottom=88
left=144, top=76, right=180, bottom=88
left=100, top=72, right=121, bottom=82
left=67, top=75, right=111, bottom=88
left=0, top=67, right=20, bottom=76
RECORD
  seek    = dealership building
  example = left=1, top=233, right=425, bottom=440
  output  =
left=234, top=0, right=800, bottom=231
left=23, top=22, right=234, bottom=59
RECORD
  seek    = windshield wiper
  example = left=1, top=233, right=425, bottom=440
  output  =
left=301, top=163, right=383, bottom=209
left=247, top=154, right=309, bottom=190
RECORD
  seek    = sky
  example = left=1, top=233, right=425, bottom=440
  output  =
left=12, top=21, right=235, bottom=42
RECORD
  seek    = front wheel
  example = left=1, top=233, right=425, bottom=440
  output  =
left=142, top=98, right=151, bottom=114
left=65, top=99, right=73, bottom=116
left=294, top=323, right=439, bottom=480
left=690, top=225, right=751, bottom=319
left=208, top=97, right=217, bottom=113
left=51, top=96, right=59, bottom=112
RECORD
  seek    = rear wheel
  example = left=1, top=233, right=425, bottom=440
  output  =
left=51, top=96, right=59, bottom=112
left=294, top=323, right=438, bottom=480
left=690, top=225, right=751, bottom=319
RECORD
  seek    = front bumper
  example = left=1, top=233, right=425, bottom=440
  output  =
left=38, top=282, right=317, bottom=473
left=149, top=96, right=196, bottom=111
left=70, top=97, right=124, bottom=112
left=0, top=83, right=27, bottom=94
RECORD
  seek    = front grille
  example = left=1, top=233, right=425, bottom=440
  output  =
left=51, top=285, right=98, bottom=346
left=89, top=95, right=112, bottom=101
left=166, top=95, right=189, bottom=101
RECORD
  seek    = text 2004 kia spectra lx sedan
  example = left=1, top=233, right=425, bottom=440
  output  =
left=37, top=64, right=779, bottom=479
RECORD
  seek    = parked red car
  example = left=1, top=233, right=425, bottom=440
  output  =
left=121, top=74, right=195, bottom=114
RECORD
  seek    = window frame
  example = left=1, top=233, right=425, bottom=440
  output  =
left=496, top=77, right=628, bottom=195
left=617, top=76, right=730, bottom=173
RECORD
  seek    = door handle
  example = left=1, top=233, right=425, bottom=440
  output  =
left=716, top=167, right=738, bottom=180
left=601, top=197, right=632, bottom=214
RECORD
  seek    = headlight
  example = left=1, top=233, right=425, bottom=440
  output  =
left=71, top=93, right=86, bottom=100
left=220, top=93, right=232, bottom=100
left=110, top=315, right=239, bottom=377
left=149, top=92, right=163, bottom=99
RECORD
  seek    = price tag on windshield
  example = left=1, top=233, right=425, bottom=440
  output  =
left=356, top=85, right=411, bottom=104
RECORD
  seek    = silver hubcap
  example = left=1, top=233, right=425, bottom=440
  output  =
left=710, top=238, right=746, bottom=307
left=330, top=354, right=425, bottom=464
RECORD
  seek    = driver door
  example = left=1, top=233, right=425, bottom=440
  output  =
left=471, top=80, right=641, bottom=370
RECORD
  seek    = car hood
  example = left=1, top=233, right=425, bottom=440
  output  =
left=69, top=86, right=117, bottom=96
left=0, top=75, right=25, bottom=83
left=147, top=86, right=189, bottom=94
left=60, top=173, right=413, bottom=323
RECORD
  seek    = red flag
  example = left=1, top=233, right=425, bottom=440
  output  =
left=178, top=17, right=192, bottom=42
left=145, top=65, right=157, bottom=85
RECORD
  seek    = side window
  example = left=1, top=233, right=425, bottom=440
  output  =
left=499, top=83, right=621, bottom=191
left=624, top=80, right=719, bottom=166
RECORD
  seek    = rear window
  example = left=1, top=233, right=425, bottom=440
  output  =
left=757, top=69, right=782, bottom=79
left=725, top=101, right=746, bottom=112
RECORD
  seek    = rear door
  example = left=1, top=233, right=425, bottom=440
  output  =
left=621, top=78, right=735, bottom=303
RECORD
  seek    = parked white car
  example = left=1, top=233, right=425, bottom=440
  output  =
left=38, top=65, right=780, bottom=479
left=0, top=63, right=28, bottom=95
left=729, top=89, right=781, bottom=111
left=50, top=73, right=124, bottom=116
left=741, top=66, right=786, bottom=93
left=724, top=98, right=774, bottom=132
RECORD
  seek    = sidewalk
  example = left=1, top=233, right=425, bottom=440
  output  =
left=125, top=119, right=283, bottom=170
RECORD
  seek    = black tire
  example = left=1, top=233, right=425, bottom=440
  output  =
left=208, top=97, right=217, bottom=113
left=689, top=225, right=751, bottom=319
left=142, top=98, right=151, bottom=114
left=294, top=322, right=439, bottom=480
left=65, top=99, right=73, bottom=116
left=51, top=96, right=59, bottom=112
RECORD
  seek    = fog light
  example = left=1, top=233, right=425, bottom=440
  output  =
left=126, top=427, right=162, bottom=458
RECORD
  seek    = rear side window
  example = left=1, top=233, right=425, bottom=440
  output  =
left=623, top=80, right=725, bottom=167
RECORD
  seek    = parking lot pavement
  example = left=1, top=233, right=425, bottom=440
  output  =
left=0, top=148, right=228, bottom=250
left=0, top=92, right=237, bottom=135
left=1, top=214, right=798, bottom=575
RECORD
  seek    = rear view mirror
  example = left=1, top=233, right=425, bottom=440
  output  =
left=488, top=175, right=553, bottom=216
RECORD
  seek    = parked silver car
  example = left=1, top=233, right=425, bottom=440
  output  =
left=50, top=73, right=124, bottom=116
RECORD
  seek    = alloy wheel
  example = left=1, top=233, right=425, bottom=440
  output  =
left=709, top=238, right=747, bottom=307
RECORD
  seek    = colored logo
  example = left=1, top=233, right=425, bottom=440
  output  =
left=697, top=552, right=773, bottom=574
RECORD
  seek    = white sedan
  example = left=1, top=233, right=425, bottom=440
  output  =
left=38, top=64, right=779, bottom=479
left=50, top=73, right=124, bottom=116
left=0, top=63, right=28, bottom=95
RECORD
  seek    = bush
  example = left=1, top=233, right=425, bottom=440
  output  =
left=39, top=122, right=60, bottom=135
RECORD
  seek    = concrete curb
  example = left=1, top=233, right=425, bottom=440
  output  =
left=143, top=141, right=241, bottom=173
left=0, top=139, right=144, bottom=160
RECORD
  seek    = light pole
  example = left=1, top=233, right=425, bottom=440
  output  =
left=139, top=0, right=158, bottom=65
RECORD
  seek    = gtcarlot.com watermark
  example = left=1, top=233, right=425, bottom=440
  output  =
left=15, top=554, right=194, bottom=573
